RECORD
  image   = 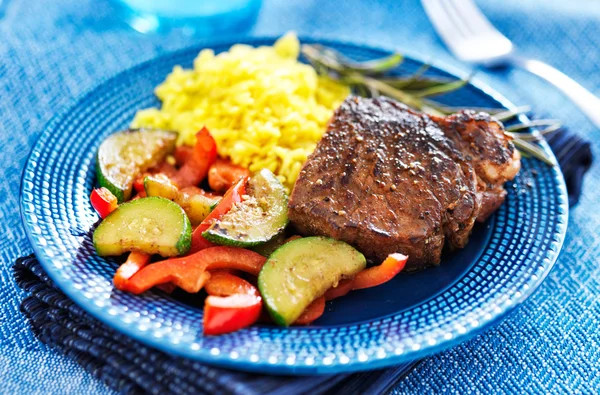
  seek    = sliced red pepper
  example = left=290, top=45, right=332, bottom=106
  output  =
left=90, top=187, right=119, bottom=218
left=294, top=296, right=326, bottom=325
left=324, top=278, right=354, bottom=300
left=114, top=251, right=151, bottom=290
left=203, top=271, right=262, bottom=335
left=205, top=257, right=265, bottom=276
left=352, top=253, right=408, bottom=290
left=113, top=252, right=176, bottom=292
left=123, top=246, right=264, bottom=295
left=208, top=158, right=251, bottom=194
left=189, top=176, right=248, bottom=253
left=204, top=293, right=262, bottom=336
left=173, top=127, right=217, bottom=188
left=174, top=145, right=193, bottom=167
left=205, top=271, right=258, bottom=297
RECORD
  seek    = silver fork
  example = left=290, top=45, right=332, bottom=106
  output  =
left=422, top=0, right=600, bottom=128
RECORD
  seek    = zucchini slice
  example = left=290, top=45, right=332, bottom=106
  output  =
left=93, top=196, right=192, bottom=257
left=258, top=236, right=366, bottom=326
left=97, top=128, right=177, bottom=202
left=203, top=169, right=288, bottom=247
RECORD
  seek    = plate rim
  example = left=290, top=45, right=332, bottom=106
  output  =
left=20, top=35, right=569, bottom=375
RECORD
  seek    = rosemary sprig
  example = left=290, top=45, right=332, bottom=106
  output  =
left=493, top=106, right=532, bottom=121
left=411, top=76, right=471, bottom=98
left=302, top=44, right=403, bottom=75
left=512, top=139, right=556, bottom=166
left=303, top=44, right=558, bottom=166
left=506, top=120, right=561, bottom=132
left=506, top=124, right=562, bottom=141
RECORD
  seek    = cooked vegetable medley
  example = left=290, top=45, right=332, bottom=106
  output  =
left=91, top=127, right=408, bottom=335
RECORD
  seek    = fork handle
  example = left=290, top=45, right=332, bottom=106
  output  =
left=510, top=56, right=600, bottom=128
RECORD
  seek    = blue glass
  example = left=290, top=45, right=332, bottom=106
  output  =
left=21, top=37, right=567, bottom=375
left=111, top=0, right=261, bottom=35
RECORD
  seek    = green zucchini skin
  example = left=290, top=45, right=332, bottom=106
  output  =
left=258, top=236, right=366, bottom=326
left=203, top=169, right=288, bottom=247
left=93, top=196, right=192, bottom=257
left=96, top=128, right=177, bottom=202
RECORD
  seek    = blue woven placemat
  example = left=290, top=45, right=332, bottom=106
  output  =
left=11, top=119, right=592, bottom=393
left=2, top=0, right=600, bottom=393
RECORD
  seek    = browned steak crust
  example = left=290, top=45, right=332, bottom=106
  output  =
left=288, top=96, right=520, bottom=271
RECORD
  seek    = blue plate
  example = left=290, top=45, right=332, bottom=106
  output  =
left=20, top=37, right=568, bottom=375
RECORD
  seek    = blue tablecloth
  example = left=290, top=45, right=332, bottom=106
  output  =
left=1, top=0, right=598, bottom=392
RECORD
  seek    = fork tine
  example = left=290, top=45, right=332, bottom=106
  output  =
left=421, top=0, right=468, bottom=50
left=447, top=0, right=506, bottom=39
left=422, top=0, right=513, bottom=64
left=438, top=0, right=472, bottom=38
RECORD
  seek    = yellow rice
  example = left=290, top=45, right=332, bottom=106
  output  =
left=131, top=33, right=349, bottom=189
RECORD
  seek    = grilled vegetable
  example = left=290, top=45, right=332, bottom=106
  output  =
left=96, top=129, right=177, bottom=202
left=203, top=169, right=288, bottom=247
left=189, top=177, right=248, bottom=253
left=251, top=233, right=287, bottom=257
left=208, top=159, right=251, bottom=194
left=113, top=251, right=151, bottom=290
left=122, top=246, right=266, bottom=294
left=172, top=127, right=217, bottom=188
left=90, top=187, right=118, bottom=218
left=144, top=175, right=219, bottom=225
left=258, top=236, right=366, bottom=326
left=93, top=197, right=192, bottom=257
left=293, top=296, right=326, bottom=325
left=352, top=253, right=408, bottom=290
left=203, top=271, right=262, bottom=335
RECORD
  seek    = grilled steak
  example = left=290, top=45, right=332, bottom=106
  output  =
left=288, top=96, right=520, bottom=270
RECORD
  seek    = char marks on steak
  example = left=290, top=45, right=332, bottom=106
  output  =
left=288, top=96, right=520, bottom=271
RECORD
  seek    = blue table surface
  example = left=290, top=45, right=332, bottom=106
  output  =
left=1, top=0, right=599, bottom=393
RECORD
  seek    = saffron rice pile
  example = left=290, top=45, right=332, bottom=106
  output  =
left=132, top=33, right=349, bottom=189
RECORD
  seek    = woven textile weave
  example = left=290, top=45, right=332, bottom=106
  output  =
left=1, top=0, right=599, bottom=393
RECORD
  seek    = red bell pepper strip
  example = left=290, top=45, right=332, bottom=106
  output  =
left=205, top=271, right=258, bottom=297
left=123, top=246, right=264, bottom=295
left=114, top=251, right=151, bottom=290
left=205, top=255, right=265, bottom=277
left=189, top=176, right=248, bottom=253
left=204, top=293, right=262, bottom=336
left=90, top=187, right=118, bottom=218
left=208, top=158, right=251, bottom=194
left=174, top=145, right=193, bottom=167
left=352, top=253, right=408, bottom=290
left=324, top=279, right=354, bottom=300
left=203, top=271, right=262, bottom=335
left=113, top=252, right=177, bottom=292
left=173, top=127, right=217, bottom=188
left=190, top=231, right=216, bottom=253
left=294, top=296, right=326, bottom=325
